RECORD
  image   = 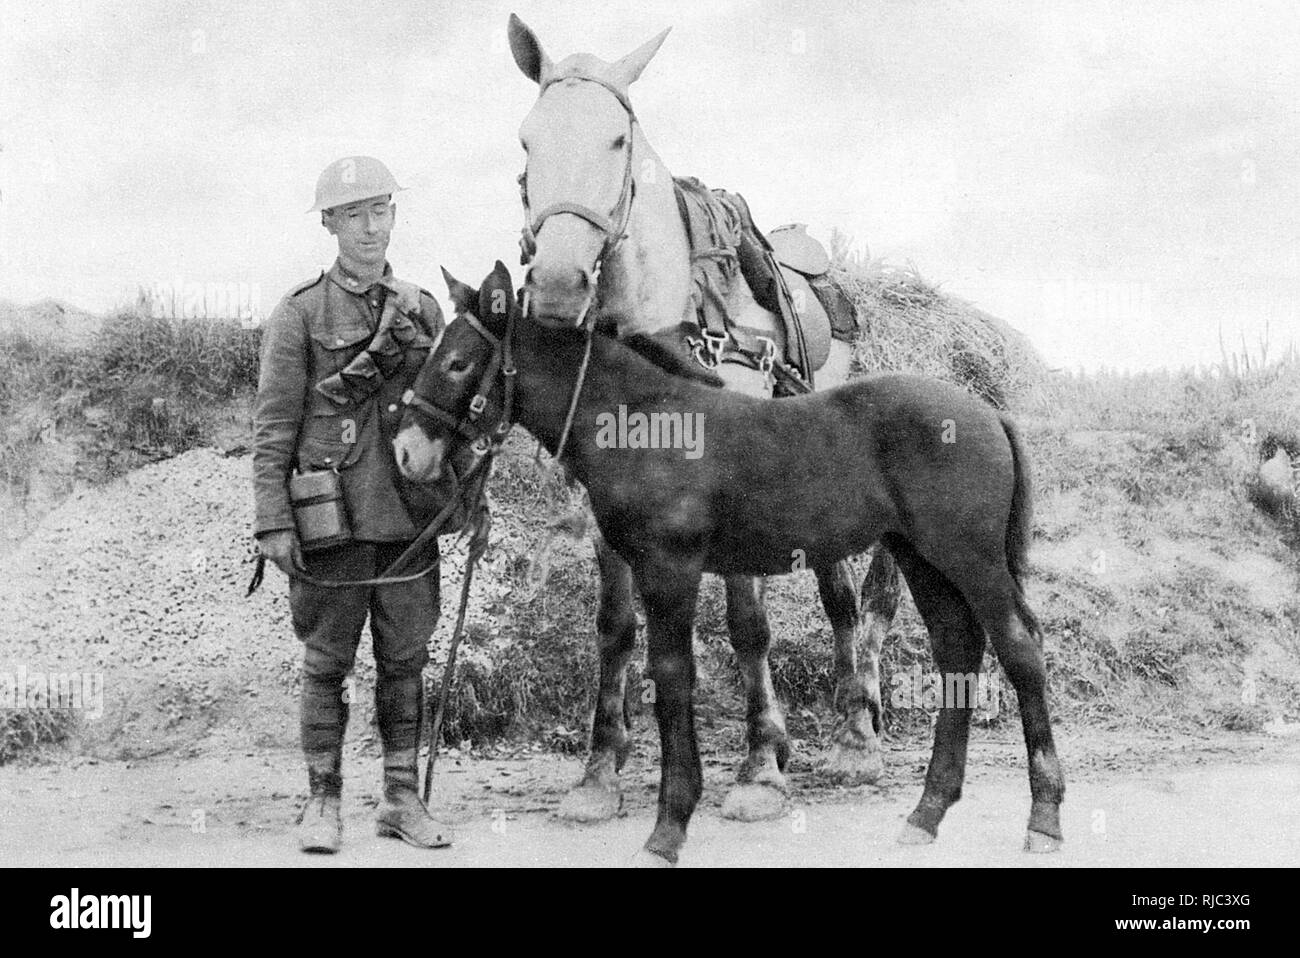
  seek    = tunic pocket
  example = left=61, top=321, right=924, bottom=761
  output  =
left=309, top=323, right=373, bottom=376
left=297, top=410, right=367, bottom=471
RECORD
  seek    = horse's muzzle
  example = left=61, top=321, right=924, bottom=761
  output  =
left=524, top=261, right=597, bottom=327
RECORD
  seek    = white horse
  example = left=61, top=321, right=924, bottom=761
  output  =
left=508, top=14, right=902, bottom=823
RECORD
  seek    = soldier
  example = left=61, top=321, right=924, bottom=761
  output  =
left=253, top=156, right=455, bottom=854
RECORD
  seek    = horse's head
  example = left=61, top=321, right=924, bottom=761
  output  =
left=394, top=261, right=518, bottom=485
left=509, top=13, right=670, bottom=326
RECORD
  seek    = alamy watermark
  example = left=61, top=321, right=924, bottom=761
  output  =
left=142, top=276, right=263, bottom=327
left=889, top=664, right=1002, bottom=712
left=1, top=666, right=104, bottom=720
left=1041, top=276, right=1153, bottom=327
left=594, top=405, right=705, bottom=460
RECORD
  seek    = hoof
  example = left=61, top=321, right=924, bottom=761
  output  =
left=557, top=781, right=623, bottom=823
left=721, top=782, right=788, bottom=822
left=1024, top=830, right=1063, bottom=854
left=896, top=822, right=936, bottom=846
left=821, top=743, right=884, bottom=786
left=628, top=847, right=676, bottom=868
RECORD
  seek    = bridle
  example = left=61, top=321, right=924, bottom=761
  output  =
left=517, top=71, right=639, bottom=328
left=400, top=308, right=519, bottom=466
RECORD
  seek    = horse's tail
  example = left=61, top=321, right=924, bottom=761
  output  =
left=1000, top=415, right=1040, bottom=636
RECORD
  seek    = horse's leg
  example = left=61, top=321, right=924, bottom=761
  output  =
left=819, top=546, right=900, bottom=784
left=557, top=533, right=638, bottom=823
left=719, top=574, right=790, bottom=822
left=977, top=590, right=1065, bottom=852
left=632, top=561, right=704, bottom=867
left=887, top=541, right=988, bottom=844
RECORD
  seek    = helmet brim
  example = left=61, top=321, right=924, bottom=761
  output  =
left=307, top=187, right=405, bottom=215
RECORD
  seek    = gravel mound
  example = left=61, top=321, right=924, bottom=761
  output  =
left=0, top=447, right=501, bottom=759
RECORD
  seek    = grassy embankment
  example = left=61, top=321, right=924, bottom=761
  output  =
left=2, top=260, right=1297, bottom=761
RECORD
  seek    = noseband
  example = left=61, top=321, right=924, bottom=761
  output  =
left=517, top=72, right=639, bottom=315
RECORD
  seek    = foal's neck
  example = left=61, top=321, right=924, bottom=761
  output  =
left=512, top=325, right=704, bottom=472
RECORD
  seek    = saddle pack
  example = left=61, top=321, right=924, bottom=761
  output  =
left=671, top=176, right=860, bottom=394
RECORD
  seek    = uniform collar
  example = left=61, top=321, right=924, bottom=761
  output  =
left=328, top=258, right=393, bottom=295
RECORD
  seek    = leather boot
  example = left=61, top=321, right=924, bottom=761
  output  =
left=375, top=747, right=454, bottom=848
left=296, top=750, right=343, bottom=854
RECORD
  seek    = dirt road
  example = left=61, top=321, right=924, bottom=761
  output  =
left=2, top=731, right=1297, bottom=867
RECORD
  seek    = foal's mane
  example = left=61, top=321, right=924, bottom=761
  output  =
left=613, top=325, right=724, bottom=389
left=459, top=274, right=723, bottom=389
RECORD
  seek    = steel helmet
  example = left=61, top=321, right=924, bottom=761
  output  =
left=308, top=156, right=406, bottom=213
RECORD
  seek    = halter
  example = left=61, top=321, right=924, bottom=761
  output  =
left=401, top=287, right=596, bottom=484
left=401, top=309, right=519, bottom=463
left=517, top=71, right=639, bottom=307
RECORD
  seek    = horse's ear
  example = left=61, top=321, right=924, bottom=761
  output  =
left=611, top=26, right=671, bottom=87
left=508, top=13, right=553, bottom=86
left=442, top=266, right=479, bottom=316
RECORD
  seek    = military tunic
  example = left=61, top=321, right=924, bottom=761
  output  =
left=251, top=259, right=446, bottom=751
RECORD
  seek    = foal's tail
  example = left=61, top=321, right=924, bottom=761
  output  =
left=1000, top=415, right=1040, bottom=636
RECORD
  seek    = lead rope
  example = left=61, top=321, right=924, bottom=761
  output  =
left=526, top=281, right=599, bottom=592
left=421, top=458, right=493, bottom=802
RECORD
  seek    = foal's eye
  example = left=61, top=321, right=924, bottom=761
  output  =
left=611, top=134, right=626, bottom=150
left=447, top=358, right=470, bottom=375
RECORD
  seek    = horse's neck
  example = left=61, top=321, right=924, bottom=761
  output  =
left=598, top=129, right=693, bottom=337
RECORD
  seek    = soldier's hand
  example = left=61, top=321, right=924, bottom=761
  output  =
left=258, top=530, right=304, bottom=577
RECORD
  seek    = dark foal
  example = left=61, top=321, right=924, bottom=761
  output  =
left=566, top=330, right=899, bottom=824
left=395, top=264, right=1064, bottom=865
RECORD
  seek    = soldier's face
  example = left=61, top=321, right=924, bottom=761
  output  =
left=324, top=196, right=395, bottom=266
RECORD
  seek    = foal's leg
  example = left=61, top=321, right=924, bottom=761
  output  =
left=719, top=574, right=790, bottom=822
left=633, top=562, right=705, bottom=867
left=819, top=547, right=900, bottom=784
left=889, top=543, right=987, bottom=844
left=977, top=589, right=1065, bottom=852
left=558, top=534, right=638, bottom=823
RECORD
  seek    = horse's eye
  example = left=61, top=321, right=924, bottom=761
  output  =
left=447, top=358, right=470, bottom=375
left=612, top=134, right=626, bottom=150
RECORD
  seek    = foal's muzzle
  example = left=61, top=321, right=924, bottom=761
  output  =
left=393, top=424, right=444, bottom=482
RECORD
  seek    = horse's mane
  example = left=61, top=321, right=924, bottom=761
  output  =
left=613, top=325, right=725, bottom=389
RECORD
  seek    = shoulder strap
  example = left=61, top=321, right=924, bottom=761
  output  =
left=289, top=271, right=325, bottom=297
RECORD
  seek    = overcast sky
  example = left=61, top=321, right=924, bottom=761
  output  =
left=1, top=0, right=1296, bottom=371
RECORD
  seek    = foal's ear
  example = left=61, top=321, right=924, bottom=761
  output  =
left=442, top=266, right=479, bottom=317
left=508, top=13, right=553, bottom=86
left=478, top=261, right=516, bottom=324
left=490, top=260, right=514, bottom=295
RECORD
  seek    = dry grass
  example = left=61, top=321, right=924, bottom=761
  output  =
left=0, top=708, right=72, bottom=765
left=830, top=229, right=1044, bottom=408
left=0, top=299, right=259, bottom=521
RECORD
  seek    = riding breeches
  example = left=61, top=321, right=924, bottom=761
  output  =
left=289, top=540, right=440, bottom=753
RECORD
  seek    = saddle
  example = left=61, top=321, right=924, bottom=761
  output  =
left=672, top=176, right=860, bottom=395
